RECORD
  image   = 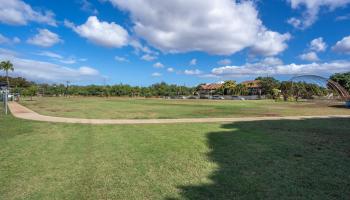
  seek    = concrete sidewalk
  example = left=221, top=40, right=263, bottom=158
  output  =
left=8, top=102, right=350, bottom=125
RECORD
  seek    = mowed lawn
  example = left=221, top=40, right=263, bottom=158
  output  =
left=1, top=109, right=350, bottom=199
left=21, top=97, right=350, bottom=119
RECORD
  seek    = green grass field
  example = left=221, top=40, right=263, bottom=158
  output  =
left=1, top=106, right=350, bottom=199
left=20, top=97, right=350, bottom=119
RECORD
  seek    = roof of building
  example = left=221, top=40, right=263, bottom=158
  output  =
left=241, top=80, right=261, bottom=88
left=199, top=83, right=223, bottom=90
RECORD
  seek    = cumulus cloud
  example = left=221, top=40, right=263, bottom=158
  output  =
left=332, top=35, right=350, bottom=54
left=153, top=62, right=164, bottom=68
left=151, top=72, right=162, bottom=77
left=310, top=37, right=327, bottom=52
left=217, top=59, right=232, bottom=66
left=108, top=0, right=289, bottom=56
left=0, top=0, right=56, bottom=26
left=287, top=0, right=350, bottom=29
left=211, top=60, right=350, bottom=77
left=0, top=49, right=102, bottom=83
left=27, top=29, right=62, bottom=47
left=299, top=51, right=319, bottom=62
left=250, top=30, right=291, bottom=56
left=67, top=16, right=129, bottom=48
left=0, top=34, right=20, bottom=44
left=184, top=69, right=202, bottom=75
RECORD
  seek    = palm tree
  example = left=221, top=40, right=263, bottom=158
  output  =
left=221, top=80, right=236, bottom=95
left=0, top=60, right=14, bottom=89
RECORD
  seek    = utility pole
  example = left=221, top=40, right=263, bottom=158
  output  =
left=65, top=81, right=70, bottom=97
left=4, top=88, right=8, bottom=115
left=103, top=77, right=108, bottom=98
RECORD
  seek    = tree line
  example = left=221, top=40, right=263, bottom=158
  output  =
left=212, top=77, right=331, bottom=100
left=1, top=60, right=349, bottom=100
left=0, top=77, right=196, bottom=98
left=1, top=75, right=347, bottom=100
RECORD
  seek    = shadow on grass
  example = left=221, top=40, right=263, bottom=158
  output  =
left=328, top=104, right=348, bottom=109
left=171, top=118, right=350, bottom=200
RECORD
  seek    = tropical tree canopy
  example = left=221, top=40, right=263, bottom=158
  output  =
left=255, top=77, right=280, bottom=96
left=0, top=61, right=14, bottom=72
left=330, top=72, right=350, bottom=92
left=221, top=80, right=237, bottom=95
left=0, top=60, right=14, bottom=87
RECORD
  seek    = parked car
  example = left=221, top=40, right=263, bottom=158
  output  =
left=177, top=96, right=187, bottom=99
left=232, top=96, right=245, bottom=100
left=212, top=95, right=225, bottom=100
left=187, top=96, right=199, bottom=99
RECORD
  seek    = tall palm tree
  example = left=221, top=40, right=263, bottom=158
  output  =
left=221, top=80, right=236, bottom=95
left=0, top=60, right=14, bottom=89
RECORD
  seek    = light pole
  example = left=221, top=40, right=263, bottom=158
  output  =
left=4, top=88, right=8, bottom=115
left=65, top=81, right=70, bottom=97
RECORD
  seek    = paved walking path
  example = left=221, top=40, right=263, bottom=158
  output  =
left=8, top=102, right=350, bottom=125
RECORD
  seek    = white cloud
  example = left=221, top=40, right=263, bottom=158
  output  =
left=79, top=66, right=99, bottom=75
left=0, top=49, right=102, bottom=83
left=250, top=30, right=291, bottom=56
left=184, top=69, right=202, bottom=75
left=261, top=57, right=284, bottom=66
left=63, top=19, right=75, bottom=29
left=287, top=17, right=302, bottom=28
left=115, top=56, right=129, bottom=62
left=167, top=67, right=175, bottom=72
left=27, top=29, right=62, bottom=47
left=332, top=35, right=350, bottom=54
left=67, top=16, right=129, bottom=48
left=189, top=58, right=197, bottom=66
left=153, top=62, right=164, bottom=68
left=141, top=54, right=157, bottom=61
left=36, top=51, right=86, bottom=65
left=217, top=59, right=232, bottom=66
left=299, top=51, right=319, bottom=62
left=58, top=58, right=77, bottom=65
left=80, top=0, right=99, bottom=15
left=0, top=48, right=18, bottom=57
left=287, top=0, right=350, bottom=29
left=151, top=72, right=162, bottom=77
left=310, top=37, right=327, bottom=52
left=0, top=34, right=20, bottom=44
left=37, top=51, right=63, bottom=59
left=211, top=60, right=350, bottom=77
left=336, top=14, right=350, bottom=21
left=108, top=0, right=289, bottom=56
left=129, top=40, right=159, bottom=57
left=0, top=0, right=56, bottom=26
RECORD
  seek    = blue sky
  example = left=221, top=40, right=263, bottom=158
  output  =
left=0, top=0, right=350, bottom=86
